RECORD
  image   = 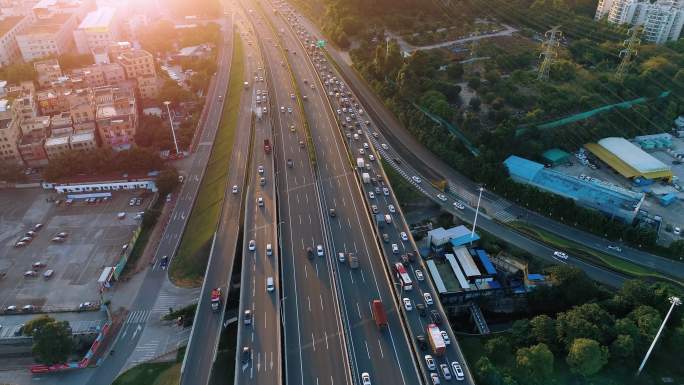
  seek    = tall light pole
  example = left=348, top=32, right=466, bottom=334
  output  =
left=636, top=296, right=681, bottom=376
left=470, top=186, right=484, bottom=242
left=164, top=101, right=180, bottom=155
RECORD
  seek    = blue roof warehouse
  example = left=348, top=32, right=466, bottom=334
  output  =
left=504, top=155, right=645, bottom=223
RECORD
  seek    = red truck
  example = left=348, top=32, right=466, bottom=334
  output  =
left=264, top=139, right=272, bottom=154
left=210, top=288, right=222, bottom=312
left=427, top=323, right=446, bottom=355
left=371, top=300, right=388, bottom=328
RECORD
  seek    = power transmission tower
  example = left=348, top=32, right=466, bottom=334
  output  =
left=537, top=26, right=562, bottom=81
left=615, top=26, right=642, bottom=82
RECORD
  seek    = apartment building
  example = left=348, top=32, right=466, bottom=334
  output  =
left=95, top=84, right=137, bottom=150
left=70, top=62, right=125, bottom=88
left=66, top=87, right=94, bottom=123
left=44, top=133, right=69, bottom=159
left=17, top=130, right=48, bottom=166
left=16, top=12, right=78, bottom=61
left=34, top=58, right=63, bottom=88
left=0, top=15, right=28, bottom=65
left=32, top=0, right=94, bottom=20
left=19, top=115, right=50, bottom=136
left=36, top=86, right=70, bottom=115
left=116, top=48, right=155, bottom=78
left=115, top=48, right=159, bottom=100
left=69, top=129, right=95, bottom=151
left=0, top=99, right=23, bottom=164
left=73, top=6, right=118, bottom=54
left=596, top=0, right=684, bottom=43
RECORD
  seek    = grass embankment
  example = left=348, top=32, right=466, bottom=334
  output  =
left=509, top=221, right=683, bottom=288
left=121, top=198, right=164, bottom=276
left=170, top=34, right=245, bottom=287
left=112, top=362, right=179, bottom=385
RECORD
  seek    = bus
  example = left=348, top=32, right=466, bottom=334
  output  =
left=394, top=262, right=413, bottom=291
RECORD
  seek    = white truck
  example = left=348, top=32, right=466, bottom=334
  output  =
left=356, top=157, right=365, bottom=169
left=362, top=172, right=371, bottom=184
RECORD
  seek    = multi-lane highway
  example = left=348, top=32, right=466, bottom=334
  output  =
left=264, top=3, right=478, bottom=384
left=254, top=2, right=461, bottom=384
left=240, top=4, right=352, bottom=385
left=179, top=8, right=255, bottom=385
left=234, top=15, right=282, bottom=384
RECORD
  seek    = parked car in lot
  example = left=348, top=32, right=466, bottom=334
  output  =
left=51, top=236, right=66, bottom=243
left=23, top=270, right=37, bottom=277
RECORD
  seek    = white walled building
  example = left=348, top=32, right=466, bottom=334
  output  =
left=0, top=15, right=28, bottom=65
left=595, top=0, right=684, bottom=44
left=16, top=12, right=78, bottom=61
left=73, top=6, right=118, bottom=54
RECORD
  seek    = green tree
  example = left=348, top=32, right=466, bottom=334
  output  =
left=0, top=160, right=27, bottom=182
left=447, top=63, right=464, bottom=80
left=510, top=319, right=532, bottom=347
left=566, top=338, right=609, bottom=376
left=139, top=20, right=177, bottom=54
left=529, top=315, right=557, bottom=348
left=556, top=303, right=615, bottom=346
left=610, top=334, right=635, bottom=361
left=157, top=169, right=180, bottom=196
left=23, top=316, right=55, bottom=336
left=158, top=80, right=194, bottom=105
left=0, top=62, right=36, bottom=83
left=515, top=343, right=554, bottom=384
left=475, top=356, right=504, bottom=385
left=485, top=336, right=512, bottom=364
left=57, top=53, right=94, bottom=71
left=470, top=97, right=482, bottom=111
left=31, top=319, right=73, bottom=364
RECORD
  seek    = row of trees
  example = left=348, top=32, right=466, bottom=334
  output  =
left=474, top=268, right=683, bottom=384
left=43, top=147, right=165, bottom=181
left=139, top=21, right=222, bottom=55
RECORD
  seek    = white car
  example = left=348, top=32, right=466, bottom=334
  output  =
left=248, top=240, right=256, bottom=251
left=232, top=185, right=239, bottom=194
left=400, top=232, right=408, bottom=241
left=425, top=355, right=436, bottom=370
left=361, top=373, right=371, bottom=385
left=316, top=244, right=324, bottom=257
left=381, top=143, right=389, bottom=150
left=363, top=142, right=369, bottom=149
left=451, top=362, right=465, bottom=380
left=368, top=191, right=375, bottom=199
left=382, top=187, right=389, bottom=196
left=440, top=363, right=452, bottom=380
left=674, top=226, right=681, bottom=235
left=415, top=269, right=424, bottom=281
left=430, top=373, right=440, bottom=385
left=453, top=201, right=465, bottom=210
left=257, top=197, right=264, bottom=207
left=336, top=109, right=341, bottom=114
left=372, top=132, right=379, bottom=138
left=359, top=148, right=365, bottom=155
left=280, top=106, right=285, bottom=112
left=423, top=292, right=433, bottom=305
left=368, top=154, right=375, bottom=161
left=403, top=298, right=413, bottom=311
left=441, top=331, right=451, bottom=345
left=257, top=165, right=264, bottom=174
left=553, top=251, right=568, bottom=259
left=287, top=107, right=293, bottom=113
left=388, top=204, right=396, bottom=213
left=607, top=245, right=622, bottom=252
left=437, top=194, right=447, bottom=202
left=412, top=176, right=422, bottom=184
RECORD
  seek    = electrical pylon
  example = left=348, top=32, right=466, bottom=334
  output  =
left=537, top=26, right=562, bottom=81
left=615, top=26, right=642, bottom=82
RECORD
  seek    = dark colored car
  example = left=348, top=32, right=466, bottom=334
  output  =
left=306, top=247, right=314, bottom=259
left=417, top=335, right=427, bottom=350
left=160, top=255, right=169, bottom=270
left=430, top=310, right=442, bottom=325
left=416, top=303, right=426, bottom=317
left=241, top=346, right=251, bottom=363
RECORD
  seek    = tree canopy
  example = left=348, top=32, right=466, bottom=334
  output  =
left=27, top=316, right=74, bottom=364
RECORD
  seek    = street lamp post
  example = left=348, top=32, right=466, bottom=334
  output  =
left=164, top=101, right=180, bottom=155
left=470, top=186, right=484, bottom=243
left=636, top=296, right=681, bottom=376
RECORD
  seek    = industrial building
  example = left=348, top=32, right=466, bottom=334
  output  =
left=504, top=155, right=645, bottom=222
left=426, top=225, right=480, bottom=252
left=585, top=137, right=673, bottom=181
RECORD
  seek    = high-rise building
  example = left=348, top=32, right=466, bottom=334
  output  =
left=595, top=0, right=684, bottom=44
left=115, top=48, right=159, bottom=99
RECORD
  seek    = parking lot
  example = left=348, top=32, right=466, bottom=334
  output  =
left=0, top=188, right=151, bottom=313
left=554, top=140, right=684, bottom=243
